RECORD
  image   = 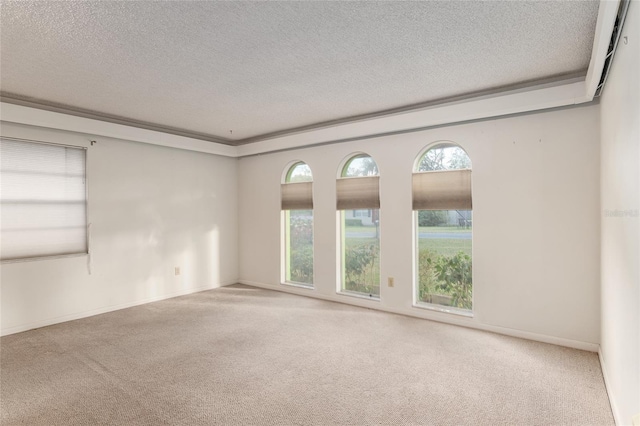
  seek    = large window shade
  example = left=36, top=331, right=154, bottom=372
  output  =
left=336, top=176, right=380, bottom=210
left=1, top=138, right=87, bottom=261
left=281, top=182, right=313, bottom=210
left=412, top=169, right=472, bottom=210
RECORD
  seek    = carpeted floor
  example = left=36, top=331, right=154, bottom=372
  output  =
left=1, top=284, right=613, bottom=425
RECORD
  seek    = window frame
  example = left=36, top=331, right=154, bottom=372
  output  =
left=336, top=153, right=381, bottom=300
left=280, top=161, right=314, bottom=289
left=412, top=142, right=473, bottom=317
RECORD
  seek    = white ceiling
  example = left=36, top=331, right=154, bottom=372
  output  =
left=1, top=1, right=600, bottom=145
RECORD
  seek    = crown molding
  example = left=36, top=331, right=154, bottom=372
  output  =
left=0, top=0, right=620, bottom=158
left=0, top=102, right=239, bottom=157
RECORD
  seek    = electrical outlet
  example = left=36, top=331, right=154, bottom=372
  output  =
left=388, top=277, right=395, bottom=287
left=175, top=267, right=180, bottom=276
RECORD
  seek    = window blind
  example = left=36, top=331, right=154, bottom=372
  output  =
left=412, top=169, right=472, bottom=210
left=281, top=182, right=313, bottom=210
left=336, top=176, right=380, bottom=210
left=0, top=138, right=87, bottom=261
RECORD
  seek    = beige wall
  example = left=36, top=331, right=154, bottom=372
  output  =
left=0, top=121, right=238, bottom=335
left=600, top=2, right=640, bottom=424
left=238, top=104, right=601, bottom=348
left=1, top=84, right=606, bottom=352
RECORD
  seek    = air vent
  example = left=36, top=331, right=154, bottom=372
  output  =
left=595, top=0, right=631, bottom=97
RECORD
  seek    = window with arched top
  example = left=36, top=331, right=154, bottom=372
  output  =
left=413, top=143, right=472, bottom=314
left=336, top=154, right=380, bottom=299
left=281, top=162, right=314, bottom=287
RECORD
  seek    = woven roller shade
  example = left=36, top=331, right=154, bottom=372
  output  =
left=336, top=176, right=380, bottom=210
left=281, top=182, right=313, bottom=210
left=412, top=169, right=472, bottom=210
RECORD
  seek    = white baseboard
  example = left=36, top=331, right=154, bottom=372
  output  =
left=599, top=347, right=622, bottom=426
left=238, top=279, right=600, bottom=353
left=0, top=280, right=237, bottom=337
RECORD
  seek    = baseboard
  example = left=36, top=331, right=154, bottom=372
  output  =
left=0, top=280, right=237, bottom=337
left=239, top=279, right=600, bottom=353
left=599, top=347, right=623, bottom=425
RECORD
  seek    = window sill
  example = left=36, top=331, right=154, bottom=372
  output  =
left=1, top=252, right=88, bottom=264
left=413, top=302, right=473, bottom=318
left=281, top=281, right=314, bottom=290
left=337, top=290, right=380, bottom=302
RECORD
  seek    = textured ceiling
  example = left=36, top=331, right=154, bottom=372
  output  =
left=0, top=1, right=599, bottom=144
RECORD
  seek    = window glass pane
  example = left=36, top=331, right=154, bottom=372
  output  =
left=416, top=210, right=472, bottom=311
left=285, top=210, right=313, bottom=285
left=342, top=155, right=379, bottom=177
left=287, top=163, right=313, bottom=182
left=417, top=144, right=471, bottom=172
left=342, top=209, right=380, bottom=297
left=282, top=161, right=313, bottom=287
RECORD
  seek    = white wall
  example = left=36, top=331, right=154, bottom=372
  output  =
left=600, top=1, right=640, bottom=424
left=0, top=121, right=238, bottom=336
left=238, top=104, right=601, bottom=348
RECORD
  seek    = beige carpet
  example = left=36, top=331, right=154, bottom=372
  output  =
left=1, top=284, right=613, bottom=425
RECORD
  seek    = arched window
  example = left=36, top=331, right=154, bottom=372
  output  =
left=281, top=162, right=314, bottom=287
left=336, top=154, right=380, bottom=298
left=413, top=143, right=472, bottom=313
